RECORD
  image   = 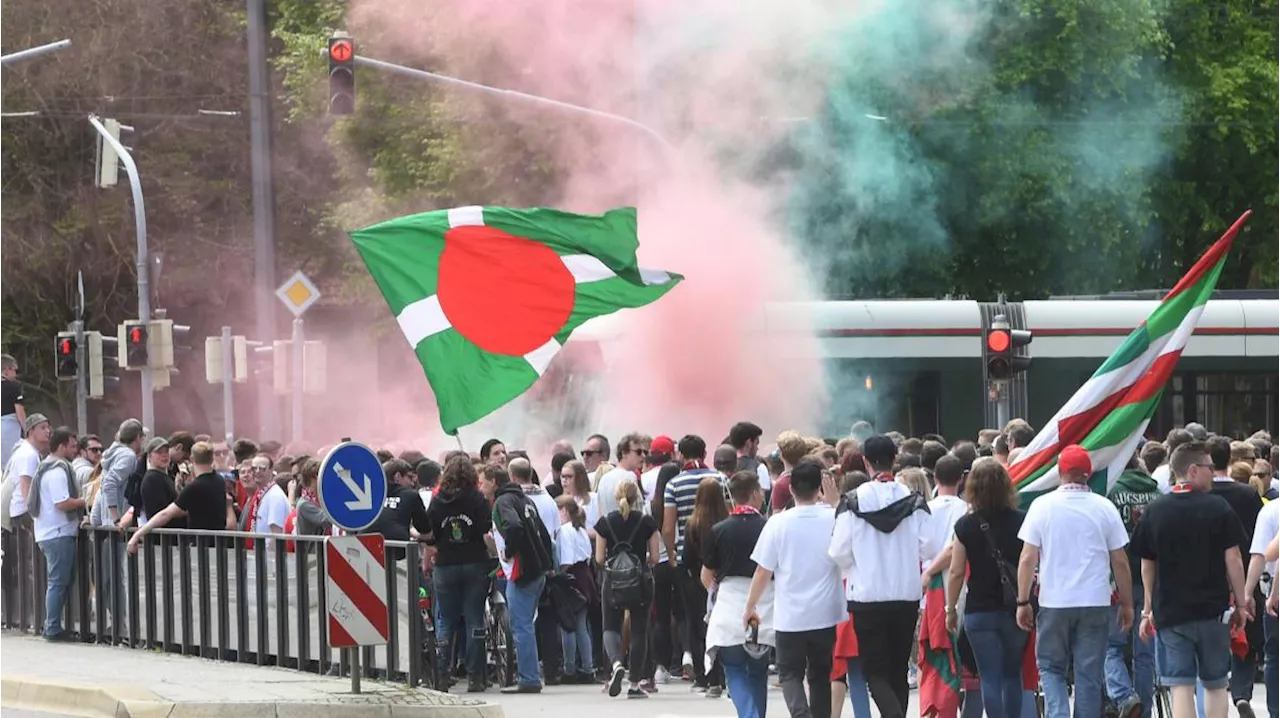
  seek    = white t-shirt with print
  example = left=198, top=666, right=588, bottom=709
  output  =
left=34, top=464, right=79, bottom=542
left=7, top=440, right=40, bottom=518
left=751, top=503, right=845, bottom=632
left=255, top=484, right=290, bottom=534
left=1019, top=486, right=1129, bottom=608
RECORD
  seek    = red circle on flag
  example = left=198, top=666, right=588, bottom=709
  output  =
left=437, top=225, right=575, bottom=356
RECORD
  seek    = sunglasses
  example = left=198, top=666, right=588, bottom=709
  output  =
left=630, top=448, right=649, bottom=456
left=85, top=446, right=103, bottom=454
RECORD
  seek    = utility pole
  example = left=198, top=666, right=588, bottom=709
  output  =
left=247, top=0, right=279, bottom=440
left=88, top=115, right=153, bottom=432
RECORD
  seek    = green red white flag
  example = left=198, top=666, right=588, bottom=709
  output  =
left=350, top=205, right=682, bottom=435
left=1011, top=210, right=1252, bottom=497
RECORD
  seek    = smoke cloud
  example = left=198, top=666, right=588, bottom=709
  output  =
left=316, top=0, right=1179, bottom=455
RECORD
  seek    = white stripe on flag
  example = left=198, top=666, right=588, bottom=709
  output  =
left=640, top=268, right=672, bottom=285
left=524, top=338, right=561, bottom=376
left=561, top=254, right=616, bottom=283
left=397, top=295, right=451, bottom=348
left=447, top=206, right=484, bottom=228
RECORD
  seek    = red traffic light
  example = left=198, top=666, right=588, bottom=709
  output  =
left=130, top=327, right=144, bottom=344
left=59, top=339, right=74, bottom=356
left=329, top=39, right=353, bottom=63
left=987, top=329, right=1010, bottom=353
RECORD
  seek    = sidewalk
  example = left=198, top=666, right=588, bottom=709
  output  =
left=0, top=633, right=503, bottom=718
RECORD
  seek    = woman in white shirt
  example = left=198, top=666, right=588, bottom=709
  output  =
left=556, top=495, right=597, bottom=683
left=561, top=460, right=600, bottom=534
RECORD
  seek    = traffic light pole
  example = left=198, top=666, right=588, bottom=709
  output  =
left=994, top=380, right=1010, bottom=430
left=290, top=319, right=304, bottom=445
left=221, top=326, right=235, bottom=443
left=345, top=54, right=671, bottom=152
left=73, top=320, right=88, bottom=435
left=88, top=115, right=153, bottom=433
left=0, top=39, right=71, bottom=66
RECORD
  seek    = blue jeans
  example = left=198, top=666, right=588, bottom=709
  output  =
left=562, top=607, right=593, bottom=675
left=38, top=535, right=76, bottom=638
left=966, top=611, right=1029, bottom=718
left=1106, top=596, right=1155, bottom=717
left=721, top=645, right=770, bottom=718
left=433, top=561, right=490, bottom=682
left=961, top=690, right=1036, bottom=718
left=1035, top=606, right=1111, bottom=718
left=1265, top=612, right=1278, bottom=718
left=1154, top=618, right=1230, bottom=689
left=847, top=657, right=873, bottom=718
left=506, top=575, right=545, bottom=687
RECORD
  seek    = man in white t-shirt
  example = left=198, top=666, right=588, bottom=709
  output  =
left=28, top=426, right=83, bottom=640
left=1246, top=497, right=1280, bottom=718
left=6, top=413, right=51, bottom=530
left=596, top=433, right=647, bottom=518
left=245, top=453, right=289, bottom=546
left=925, top=455, right=969, bottom=565
left=747, top=458, right=845, bottom=718
left=1017, top=444, right=1134, bottom=718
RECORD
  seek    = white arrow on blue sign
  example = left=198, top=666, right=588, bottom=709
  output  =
left=317, top=441, right=387, bottom=532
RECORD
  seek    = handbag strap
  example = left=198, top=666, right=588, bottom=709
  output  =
left=978, top=517, right=1018, bottom=593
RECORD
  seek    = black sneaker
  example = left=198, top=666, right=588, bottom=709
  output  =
left=1237, top=699, right=1255, bottom=718
left=627, top=687, right=649, bottom=699
left=1119, top=695, right=1143, bottom=718
left=608, top=662, right=626, bottom=697
left=44, top=631, right=73, bottom=643
left=499, top=683, right=542, bottom=694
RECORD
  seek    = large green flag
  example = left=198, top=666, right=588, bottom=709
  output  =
left=350, top=205, right=682, bottom=435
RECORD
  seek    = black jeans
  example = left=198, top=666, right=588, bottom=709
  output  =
left=604, top=599, right=650, bottom=681
left=851, top=602, right=919, bottom=718
left=775, top=626, right=836, bottom=718
left=536, top=583, right=564, bottom=680
left=651, top=562, right=679, bottom=673
left=678, top=565, right=724, bottom=687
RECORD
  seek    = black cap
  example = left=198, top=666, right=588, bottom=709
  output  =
left=862, top=434, right=897, bottom=467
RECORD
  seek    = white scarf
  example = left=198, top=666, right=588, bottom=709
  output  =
left=705, top=576, right=776, bottom=671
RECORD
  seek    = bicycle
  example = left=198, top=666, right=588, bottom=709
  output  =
left=485, top=571, right=517, bottom=688
left=418, top=578, right=440, bottom=690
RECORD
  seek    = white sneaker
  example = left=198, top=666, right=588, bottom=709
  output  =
left=654, top=666, right=671, bottom=684
left=681, top=651, right=695, bottom=676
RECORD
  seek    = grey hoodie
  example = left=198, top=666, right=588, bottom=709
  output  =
left=92, top=442, right=137, bottom=526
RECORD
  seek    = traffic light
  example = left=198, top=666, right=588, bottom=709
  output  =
left=986, top=315, right=1033, bottom=380
left=95, top=118, right=121, bottom=188
left=120, top=320, right=149, bottom=369
left=86, top=331, right=119, bottom=399
left=55, top=332, right=78, bottom=379
left=150, top=319, right=191, bottom=369
left=328, top=36, right=355, bottom=115
left=205, top=334, right=249, bottom=384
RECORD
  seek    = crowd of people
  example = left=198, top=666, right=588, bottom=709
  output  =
left=2, top=408, right=1279, bottom=718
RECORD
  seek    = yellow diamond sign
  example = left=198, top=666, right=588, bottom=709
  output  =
left=276, top=270, right=320, bottom=317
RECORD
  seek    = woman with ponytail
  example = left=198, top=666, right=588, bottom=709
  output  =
left=594, top=478, right=660, bottom=699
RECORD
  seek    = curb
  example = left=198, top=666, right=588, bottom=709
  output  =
left=1, top=676, right=506, bottom=718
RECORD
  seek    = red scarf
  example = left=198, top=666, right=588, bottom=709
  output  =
left=731, top=505, right=761, bottom=516
left=243, top=483, right=271, bottom=549
left=682, top=461, right=707, bottom=471
left=1171, top=483, right=1194, bottom=494
left=300, top=485, right=318, bottom=505
left=873, top=471, right=895, bottom=483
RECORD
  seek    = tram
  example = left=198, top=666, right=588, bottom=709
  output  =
left=557, top=292, right=1279, bottom=442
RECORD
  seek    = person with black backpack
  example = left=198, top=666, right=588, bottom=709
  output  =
left=594, top=477, right=660, bottom=699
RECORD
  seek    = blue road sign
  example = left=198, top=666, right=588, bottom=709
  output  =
left=318, top=441, right=387, bottom=532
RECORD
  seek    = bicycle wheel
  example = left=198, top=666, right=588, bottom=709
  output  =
left=488, top=601, right=516, bottom=688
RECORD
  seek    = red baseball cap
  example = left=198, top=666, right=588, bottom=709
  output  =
left=1057, top=444, right=1093, bottom=478
left=649, top=435, right=675, bottom=455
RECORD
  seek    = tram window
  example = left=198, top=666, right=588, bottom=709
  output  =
left=1191, top=373, right=1277, bottom=438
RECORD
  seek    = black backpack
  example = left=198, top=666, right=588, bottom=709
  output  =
left=602, top=514, right=648, bottom=608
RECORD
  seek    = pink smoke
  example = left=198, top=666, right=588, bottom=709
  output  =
left=338, top=0, right=832, bottom=449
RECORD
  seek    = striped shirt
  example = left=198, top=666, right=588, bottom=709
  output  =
left=663, top=467, right=720, bottom=561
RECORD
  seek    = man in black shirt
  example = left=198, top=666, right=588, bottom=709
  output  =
left=363, top=459, right=430, bottom=544
left=1207, top=434, right=1265, bottom=713
left=138, top=437, right=182, bottom=526
left=1132, top=441, right=1251, bottom=718
left=128, top=442, right=234, bottom=553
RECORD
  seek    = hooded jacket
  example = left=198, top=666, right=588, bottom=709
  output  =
left=493, top=482, right=555, bottom=585
left=425, top=484, right=492, bottom=566
left=829, top=480, right=934, bottom=607
left=1107, top=468, right=1160, bottom=587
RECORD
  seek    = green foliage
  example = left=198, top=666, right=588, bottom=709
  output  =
left=788, top=0, right=1277, bottom=299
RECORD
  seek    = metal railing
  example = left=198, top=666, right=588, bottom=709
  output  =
left=1, top=525, right=425, bottom=686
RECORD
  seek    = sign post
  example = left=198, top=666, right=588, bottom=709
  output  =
left=275, top=270, right=320, bottom=445
left=317, top=441, right=387, bottom=694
